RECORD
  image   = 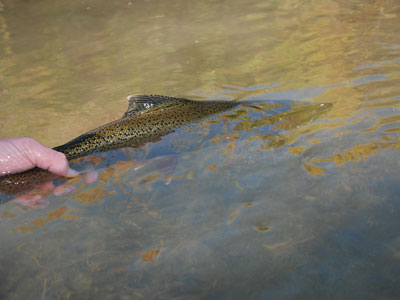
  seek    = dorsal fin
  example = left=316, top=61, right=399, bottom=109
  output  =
left=123, top=94, right=188, bottom=118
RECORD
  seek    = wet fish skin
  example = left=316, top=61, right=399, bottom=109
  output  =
left=0, top=95, right=239, bottom=194
left=54, top=95, right=239, bottom=159
left=0, top=166, right=59, bottom=195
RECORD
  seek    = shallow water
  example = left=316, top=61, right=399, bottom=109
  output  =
left=0, top=0, right=400, bottom=299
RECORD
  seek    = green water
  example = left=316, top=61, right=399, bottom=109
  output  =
left=0, top=0, right=399, bottom=299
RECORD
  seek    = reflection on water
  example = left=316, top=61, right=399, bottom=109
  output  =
left=1, top=0, right=400, bottom=298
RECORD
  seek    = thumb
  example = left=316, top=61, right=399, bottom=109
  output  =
left=24, top=139, right=79, bottom=177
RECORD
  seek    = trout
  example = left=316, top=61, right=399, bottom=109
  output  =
left=0, top=95, right=239, bottom=194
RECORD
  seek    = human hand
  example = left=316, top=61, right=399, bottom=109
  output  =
left=12, top=170, right=98, bottom=208
left=0, top=137, right=79, bottom=177
left=0, top=137, right=96, bottom=208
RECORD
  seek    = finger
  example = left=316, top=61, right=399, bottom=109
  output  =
left=23, top=139, right=79, bottom=177
left=53, top=184, right=76, bottom=196
left=13, top=194, right=49, bottom=208
left=36, top=150, right=79, bottom=177
left=84, top=171, right=99, bottom=183
left=36, top=181, right=55, bottom=191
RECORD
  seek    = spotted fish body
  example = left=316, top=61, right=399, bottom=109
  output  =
left=0, top=95, right=239, bottom=194
left=54, top=95, right=239, bottom=160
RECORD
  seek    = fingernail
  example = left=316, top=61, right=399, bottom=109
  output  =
left=66, top=168, right=80, bottom=177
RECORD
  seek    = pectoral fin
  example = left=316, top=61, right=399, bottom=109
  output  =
left=123, top=94, right=188, bottom=118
